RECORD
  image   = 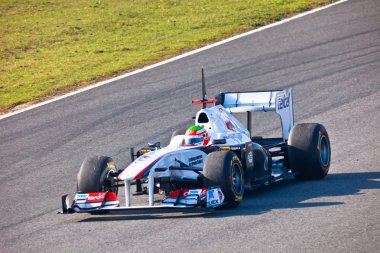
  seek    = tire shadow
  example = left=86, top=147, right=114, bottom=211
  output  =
left=78, top=171, right=380, bottom=222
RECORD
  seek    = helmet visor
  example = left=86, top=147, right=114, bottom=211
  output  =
left=184, top=136, right=204, bottom=145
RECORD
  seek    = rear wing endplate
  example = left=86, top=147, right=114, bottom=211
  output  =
left=215, top=89, right=294, bottom=140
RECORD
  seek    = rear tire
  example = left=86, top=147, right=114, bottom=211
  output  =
left=288, top=123, right=331, bottom=180
left=203, top=151, right=244, bottom=208
left=77, top=156, right=117, bottom=193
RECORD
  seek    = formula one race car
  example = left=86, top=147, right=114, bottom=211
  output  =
left=61, top=70, right=331, bottom=214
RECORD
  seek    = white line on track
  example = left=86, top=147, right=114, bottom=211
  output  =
left=0, top=0, right=349, bottom=121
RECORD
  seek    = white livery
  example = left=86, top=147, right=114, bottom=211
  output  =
left=61, top=70, right=330, bottom=215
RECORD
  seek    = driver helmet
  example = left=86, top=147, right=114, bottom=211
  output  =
left=184, top=125, right=209, bottom=146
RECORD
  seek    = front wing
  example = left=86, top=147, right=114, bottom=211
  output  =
left=60, top=188, right=225, bottom=214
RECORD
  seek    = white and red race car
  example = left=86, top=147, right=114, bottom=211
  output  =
left=61, top=71, right=331, bottom=214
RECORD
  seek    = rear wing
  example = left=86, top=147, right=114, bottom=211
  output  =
left=215, top=89, right=294, bottom=140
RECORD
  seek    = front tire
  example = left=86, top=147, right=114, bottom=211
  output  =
left=77, top=156, right=117, bottom=193
left=202, top=151, right=244, bottom=208
left=288, top=123, right=331, bottom=180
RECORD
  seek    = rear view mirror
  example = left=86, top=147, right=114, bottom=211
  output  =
left=212, top=139, right=226, bottom=144
left=148, top=141, right=161, bottom=148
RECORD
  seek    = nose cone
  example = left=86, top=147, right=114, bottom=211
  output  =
left=118, top=160, right=152, bottom=181
left=118, top=151, right=160, bottom=181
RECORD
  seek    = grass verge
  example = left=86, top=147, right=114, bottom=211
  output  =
left=0, top=0, right=337, bottom=113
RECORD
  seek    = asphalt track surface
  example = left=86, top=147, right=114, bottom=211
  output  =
left=1, top=0, right=379, bottom=252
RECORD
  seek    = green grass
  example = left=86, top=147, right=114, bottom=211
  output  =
left=0, top=0, right=336, bottom=112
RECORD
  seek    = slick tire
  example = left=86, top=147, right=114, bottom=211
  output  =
left=203, top=151, right=244, bottom=208
left=288, top=123, right=331, bottom=180
left=77, top=156, right=117, bottom=193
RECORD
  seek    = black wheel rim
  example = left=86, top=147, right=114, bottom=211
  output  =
left=232, top=164, right=243, bottom=195
left=320, top=135, right=330, bottom=167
